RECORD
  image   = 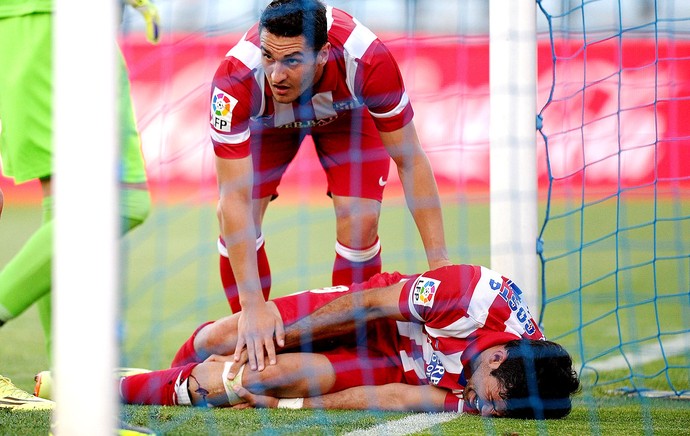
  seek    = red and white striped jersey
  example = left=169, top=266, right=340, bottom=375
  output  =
left=396, top=265, right=545, bottom=394
left=272, top=264, right=544, bottom=412
left=209, top=5, right=414, bottom=159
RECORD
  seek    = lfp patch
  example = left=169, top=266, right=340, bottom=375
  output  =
left=211, top=87, right=237, bottom=132
left=412, top=276, right=441, bottom=308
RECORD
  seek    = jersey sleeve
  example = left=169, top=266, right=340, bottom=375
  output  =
left=398, top=264, right=545, bottom=340
left=398, top=265, right=481, bottom=325
left=275, top=272, right=408, bottom=326
left=356, top=39, right=414, bottom=132
left=209, top=56, right=258, bottom=159
left=481, top=271, right=545, bottom=340
left=444, top=391, right=466, bottom=413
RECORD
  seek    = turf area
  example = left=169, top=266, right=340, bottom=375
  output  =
left=1, top=196, right=689, bottom=435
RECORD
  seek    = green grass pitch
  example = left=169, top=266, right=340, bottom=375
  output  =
left=1, top=195, right=689, bottom=435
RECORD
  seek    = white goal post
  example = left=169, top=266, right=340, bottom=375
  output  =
left=489, top=0, right=539, bottom=312
left=53, top=1, right=119, bottom=434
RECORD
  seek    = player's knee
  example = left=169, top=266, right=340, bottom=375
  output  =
left=241, top=361, right=284, bottom=393
left=336, top=214, right=380, bottom=248
left=195, top=317, right=238, bottom=356
left=242, top=357, right=310, bottom=395
left=333, top=196, right=382, bottom=247
left=216, top=201, right=223, bottom=223
left=358, top=213, right=380, bottom=240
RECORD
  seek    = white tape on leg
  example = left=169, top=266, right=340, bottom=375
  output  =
left=222, top=361, right=246, bottom=406
left=277, top=397, right=304, bottom=409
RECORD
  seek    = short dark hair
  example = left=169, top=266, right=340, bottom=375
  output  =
left=492, top=339, right=580, bottom=419
left=259, top=0, right=328, bottom=52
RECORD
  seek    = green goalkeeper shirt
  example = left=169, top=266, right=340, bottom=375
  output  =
left=0, top=0, right=148, bottom=185
left=0, top=0, right=51, bottom=18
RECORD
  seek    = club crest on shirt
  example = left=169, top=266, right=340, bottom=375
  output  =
left=412, top=276, right=441, bottom=308
left=211, top=87, right=237, bottom=132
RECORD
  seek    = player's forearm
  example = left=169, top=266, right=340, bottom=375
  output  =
left=281, top=285, right=402, bottom=349
left=380, top=122, right=450, bottom=268
left=218, top=197, right=263, bottom=301
left=281, top=292, right=366, bottom=349
left=398, top=156, right=450, bottom=268
left=194, top=284, right=399, bottom=359
left=411, top=207, right=450, bottom=269
left=216, top=156, right=264, bottom=300
left=303, top=384, right=447, bottom=412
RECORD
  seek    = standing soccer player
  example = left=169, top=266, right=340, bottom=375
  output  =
left=0, top=0, right=159, bottom=410
left=211, top=0, right=452, bottom=371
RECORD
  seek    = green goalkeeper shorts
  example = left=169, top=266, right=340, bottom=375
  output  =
left=0, top=12, right=147, bottom=185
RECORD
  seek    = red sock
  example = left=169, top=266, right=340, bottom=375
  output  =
left=219, top=254, right=242, bottom=313
left=332, top=238, right=382, bottom=286
left=171, top=321, right=214, bottom=367
left=120, top=363, right=198, bottom=406
left=219, top=235, right=272, bottom=312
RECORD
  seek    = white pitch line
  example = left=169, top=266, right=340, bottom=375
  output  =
left=344, top=412, right=460, bottom=436
left=583, top=333, right=690, bottom=372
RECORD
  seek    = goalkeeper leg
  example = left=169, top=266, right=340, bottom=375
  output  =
left=0, top=194, right=52, bottom=327
left=32, top=187, right=150, bottom=357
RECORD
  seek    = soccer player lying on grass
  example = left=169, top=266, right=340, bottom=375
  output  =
left=119, top=264, right=580, bottom=418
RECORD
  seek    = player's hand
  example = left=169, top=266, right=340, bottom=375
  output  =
left=234, top=300, right=285, bottom=371
left=125, top=0, right=160, bottom=44
left=204, top=353, right=235, bottom=363
left=206, top=349, right=247, bottom=381
left=231, top=385, right=279, bottom=409
left=428, top=258, right=453, bottom=270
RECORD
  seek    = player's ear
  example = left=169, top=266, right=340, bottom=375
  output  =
left=488, top=346, right=507, bottom=369
left=317, top=42, right=330, bottom=66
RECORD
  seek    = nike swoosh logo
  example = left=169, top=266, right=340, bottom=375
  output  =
left=378, top=177, right=387, bottom=187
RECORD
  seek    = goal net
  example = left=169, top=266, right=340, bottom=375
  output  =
left=536, top=0, right=690, bottom=397
left=41, top=0, right=690, bottom=432
left=117, top=0, right=496, bottom=371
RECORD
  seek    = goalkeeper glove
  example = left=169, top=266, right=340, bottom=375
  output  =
left=125, top=0, right=160, bottom=44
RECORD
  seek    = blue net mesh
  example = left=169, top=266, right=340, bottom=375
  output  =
left=537, top=0, right=690, bottom=396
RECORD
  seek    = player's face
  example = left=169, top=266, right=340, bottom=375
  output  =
left=463, top=346, right=508, bottom=417
left=463, top=373, right=507, bottom=417
left=260, top=30, right=328, bottom=104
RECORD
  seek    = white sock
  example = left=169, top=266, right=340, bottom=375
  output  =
left=175, top=373, right=192, bottom=406
left=334, top=238, right=381, bottom=262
